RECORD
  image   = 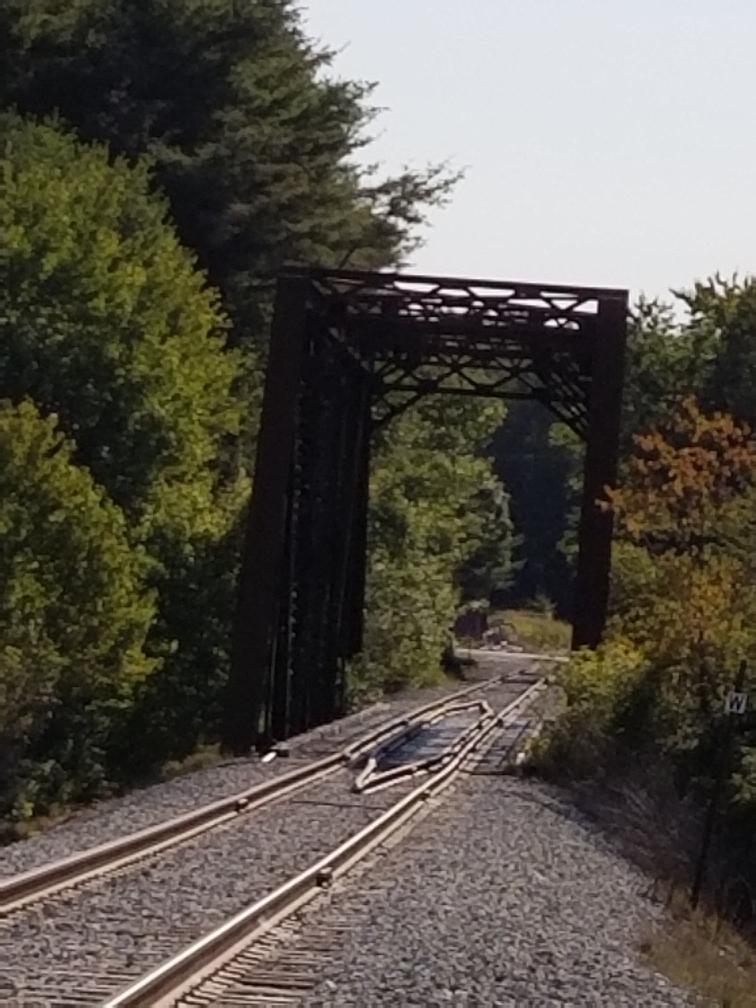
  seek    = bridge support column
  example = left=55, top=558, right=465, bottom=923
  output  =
left=222, top=278, right=308, bottom=754
left=572, top=295, right=628, bottom=649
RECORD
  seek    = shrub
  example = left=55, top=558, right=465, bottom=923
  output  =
left=533, top=638, right=651, bottom=782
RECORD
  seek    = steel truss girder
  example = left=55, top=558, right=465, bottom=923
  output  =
left=223, top=268, right=628, bottom=754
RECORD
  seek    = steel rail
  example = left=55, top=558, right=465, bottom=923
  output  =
left=352, top=699, right=494, bottom=793
left=103, top=677, right=546, bottom=1008
left=0, top=674, right=510, bottom=915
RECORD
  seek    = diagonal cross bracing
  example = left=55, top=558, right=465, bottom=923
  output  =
left=223, top=268, right=628, bottom=754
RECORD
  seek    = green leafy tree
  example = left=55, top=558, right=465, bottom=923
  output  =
left=539, top=400, right=756, bottom=778
left=0, top=401, right=155, bottom=820
left=0, top=0, right=457, bottom=339
left=454, top=474, right=514, bottom=604
left=488, top=401, right=579, bottom=612
left=0, top=6, right=520, bottom=756
left=542, top=401, right=756, bottom=789
left=537, top=397, right=756, bottom=910
left=0, top=113, right=241, bottom=533
left=677, top=275, right=756, bottom=425
left=0, top=114, right=244, bottom=768
left=354, top=398, right=511, bottom=698
left=606, top=399, right=756, bottom=735
left=488, top=285, right=729, bottom=614
left=621, top=296, right=717, bottom=450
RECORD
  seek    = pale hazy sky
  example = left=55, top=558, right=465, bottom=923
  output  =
left=303, top=1, right=755, bottom=301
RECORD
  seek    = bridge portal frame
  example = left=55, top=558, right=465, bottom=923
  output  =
left=223, top=268, right=628, bottom=753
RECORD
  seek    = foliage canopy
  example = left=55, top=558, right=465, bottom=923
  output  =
left=0, top=0, right=457, bottom=335
left=0, top=401, right=155, bottom=819
left=0, top=112, right=241, bottom=538
left=355, top=398, right=511, bottom=698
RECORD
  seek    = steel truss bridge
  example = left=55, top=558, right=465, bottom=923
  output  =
left=223, top=268, right=628, bottom=753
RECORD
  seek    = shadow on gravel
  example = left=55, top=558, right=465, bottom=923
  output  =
left=499, top=774, right=652, bottom=866
left=514, top=761, right=756, bottom=1007
left=516, top=763, right=701, bottom=896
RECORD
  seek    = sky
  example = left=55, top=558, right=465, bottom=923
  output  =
left=303, top=1, right=755, bottom=302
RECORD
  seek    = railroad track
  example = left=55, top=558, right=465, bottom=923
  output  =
left=0, top=667, right=545, bottom=1006
left=0, top=675, right=507, bottom=917
left=101, top=677, right=545, bottom=1008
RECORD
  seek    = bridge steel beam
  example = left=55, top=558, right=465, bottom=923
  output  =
left=572, top=294, right=628, bottom=648
left=223, top=268, right=628, bottom=752
left=223, top=277, right=308, bottom=755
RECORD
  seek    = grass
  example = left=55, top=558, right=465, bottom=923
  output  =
left=159, top=743, right=223, bottom=780
left=1, top=803, right=76, bottom=845
left=492, top=607, right=572, bottom=654
left=641, top=891, right=756, bottom=1007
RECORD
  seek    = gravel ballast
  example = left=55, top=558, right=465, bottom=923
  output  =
left=289, top=775, right=695, bottom=1007
left=0, top=769, right=416, bottom=1004
left=0, top=664, right=519, bottom=879
left=0, top=669, right=534, bottom=1005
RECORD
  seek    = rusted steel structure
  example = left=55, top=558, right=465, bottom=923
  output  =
left=224, top=268, right=627, bottom=753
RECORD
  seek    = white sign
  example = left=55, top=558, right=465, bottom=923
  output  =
left=725, top=691, right=748, bottom=715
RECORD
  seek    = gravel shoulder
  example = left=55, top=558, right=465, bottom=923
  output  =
left=292, top=774, right=696, bottom=1007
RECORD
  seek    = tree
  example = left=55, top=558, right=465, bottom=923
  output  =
left=539, top=399, right=756, bottom=786
left=619, top=278, right=756, bottom=444
left=537, top=399, right=756, bottom=914
left=607, top=398, right=755, bottom=566
left=354, top=397, right=511, bottom=698
left=488, top=401, right=579, bottom=613
left=0, top=113, right=245, bottom=768
left=454, top=474, right=514, bottom=604
left=0, top=0, right=457, bottom=340
left=606, top=398, right=756, bottom=757
left=0, top=401, right=155, bottom=820
left=0, top=5, right=518, bottom=756
left=677, top=275, right=756, bottom=426
left=621, top=296, right=717, bottom=451
left=486, top=282, right=738, bottom=615
left=0, top=112, right=241, bottom=534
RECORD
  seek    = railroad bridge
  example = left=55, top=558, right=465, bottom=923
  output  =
left=224, top=268, right=627, bottom=753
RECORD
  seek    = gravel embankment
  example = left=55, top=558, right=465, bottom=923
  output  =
left=291, top=775, right=695, bottom=1007
left=1, top=661, right=525, bottom=879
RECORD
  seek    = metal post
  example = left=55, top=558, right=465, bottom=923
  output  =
left=572, top=294, right=628, bottom=648
left=690, top=660, right=748, bottom=908
left=222, top=278, right=309, bottom=754
left=303, top=363, right=344, bottom=729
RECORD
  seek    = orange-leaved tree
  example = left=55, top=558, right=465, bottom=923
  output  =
left=605, top=397, right=756, bottom=751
